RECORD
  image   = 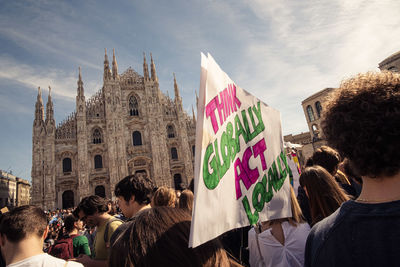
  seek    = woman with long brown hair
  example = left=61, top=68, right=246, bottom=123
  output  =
left=299, top=165, right=349, bottom=225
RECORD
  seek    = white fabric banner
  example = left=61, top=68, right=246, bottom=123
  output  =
left=189, top=53, right=292, bottom=248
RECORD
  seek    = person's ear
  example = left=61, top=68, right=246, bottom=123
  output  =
left=42, top=226, right=49, bottom=241
left=129, top=195, right=136, bottom=204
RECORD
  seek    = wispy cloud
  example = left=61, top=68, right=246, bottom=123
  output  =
left=0, top=55, right=100, bottom=99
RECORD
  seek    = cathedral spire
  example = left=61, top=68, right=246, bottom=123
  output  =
left=150, top=53, right=158, bottom=82
left=192, top=105, right=196, bottom=123
left=46, top=86, right=54, bottom=125
left=35, top=86, right=44, bottom=123
left=112, top=48, right=119, bottom=80
left=77, top=67, right=84, bottom=97
left=195, top=90, right=199, bottom=109
left=104, top=48, right=111, bottom=81
left=143, top=52, right=149, bottom=81
left=173, top=73, right=180, bottom=99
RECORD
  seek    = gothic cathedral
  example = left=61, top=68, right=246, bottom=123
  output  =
left=31, top=49, right=196, bottom=210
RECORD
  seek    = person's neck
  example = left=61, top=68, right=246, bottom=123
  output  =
left=131, top=203, right=151, bottom=218
left=69, top=229, right=79, bottom=235
left=357, top=172, right=400, bottom=203
left=4, top=236, right=44, bottom=265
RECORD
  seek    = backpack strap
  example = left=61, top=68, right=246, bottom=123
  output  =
left=104, top=217, right=123, bottom=248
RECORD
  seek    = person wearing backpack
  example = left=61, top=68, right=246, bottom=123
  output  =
left=72, top=196, right=122, bottom=267
left=63, top=214, right=91, bottom=258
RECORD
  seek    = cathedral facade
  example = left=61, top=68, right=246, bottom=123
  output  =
left=31, top=50, right=196, bottom=210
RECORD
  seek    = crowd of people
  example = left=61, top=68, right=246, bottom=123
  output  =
left=0, top=70, right=399, bottom=267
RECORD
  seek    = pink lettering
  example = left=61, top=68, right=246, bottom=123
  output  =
left=234, top=156, right=251, bottom=199
left=205, top=83, right=241, bottom=135
left=205, top=97, right=219, bottom=134
left=253, top=139, right=267, bottom=171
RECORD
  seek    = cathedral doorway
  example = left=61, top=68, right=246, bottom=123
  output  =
left=62, top=190, right=74, bottom=209
left=95, top=185, right=106, bottom=198
left=174, top=173, right=184, bottom=191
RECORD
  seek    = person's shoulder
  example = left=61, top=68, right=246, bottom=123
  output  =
left=109, top=217, right=124, bottom=228
left=309, top=201, right=349, bottom=239
left=72, top=234, right=88, bottom=243
left=305, top=201, right=353, bottom=267
left=9, top=254, right=84, bottom=267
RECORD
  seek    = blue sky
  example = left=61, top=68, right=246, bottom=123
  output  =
left=1, top=0, right=400, bottom=181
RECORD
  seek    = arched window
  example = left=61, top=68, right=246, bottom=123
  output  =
left=167, top=125, right=175, bottom=138
left=174, top=173, right=183, bottom=190
left=129, top=95, right=139, bottom=116
left=63, top=158, right=72, bottom=173
left=171, top=147, right=178, bottom=160
left=315, top=101, right=322, bottom=118
left=94, top=155, right=103, bottom=169
left=93, top=129, right=102, bottom=144
left=132, top=131, right=142, bottom=146
left=307, top=105, right=315, bottom=122
left=95, top=185, right=106, bottom=198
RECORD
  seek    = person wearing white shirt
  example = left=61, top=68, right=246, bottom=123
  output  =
left=0, top=205, right=82, bottom=267
left=248, top=187, right=310, bottom=267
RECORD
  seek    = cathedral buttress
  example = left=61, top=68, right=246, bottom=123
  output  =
left=144, top=53, right=171, bottom=186
left=76, top=67, right=90, bottom=199
left=32, top=87, right=46, bottom=208
left=103, top=49, right=128, bottom=195
left=43, top=86, right=56, bottom=210
left=173, top=75, right=194, bottom=183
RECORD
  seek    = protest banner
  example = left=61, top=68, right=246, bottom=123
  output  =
left=189, top=53, right=292, bottom=248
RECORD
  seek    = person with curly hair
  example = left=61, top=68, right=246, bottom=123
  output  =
left=305, top=71, right=400, bottom=267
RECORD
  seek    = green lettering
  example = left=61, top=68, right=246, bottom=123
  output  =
left=242, top=196, right=259, bottom=225
left=280, top=152, right=292, bottom=177
left=226, top=122, right=239, bottom=162
left=252, top=179, right=265, bottom=212
left=219, top=131, right=230, bottom=178
left=202, top=143, right=219, bottom=189
left=235, top=114, right=249, bottom=147
left=249, top=101, right=265, bottom=139
left=241, top=109, right=251, bottom=140
left=263, top=174, right=273, bottom=203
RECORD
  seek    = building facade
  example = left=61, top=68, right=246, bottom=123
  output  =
left=283, top=88, right=335, bottom=166
left=379, top=51, right=400, bottom=72
left=31, top=50, right=196, bottom=210
left=0, top=170, right=31, bottom=208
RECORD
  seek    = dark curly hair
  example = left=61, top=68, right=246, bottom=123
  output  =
left=115, top=174, right=155, bottom=204
left=322, top=71, right=400, bottom=178
left=77, top=195, right=109, bottom=216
